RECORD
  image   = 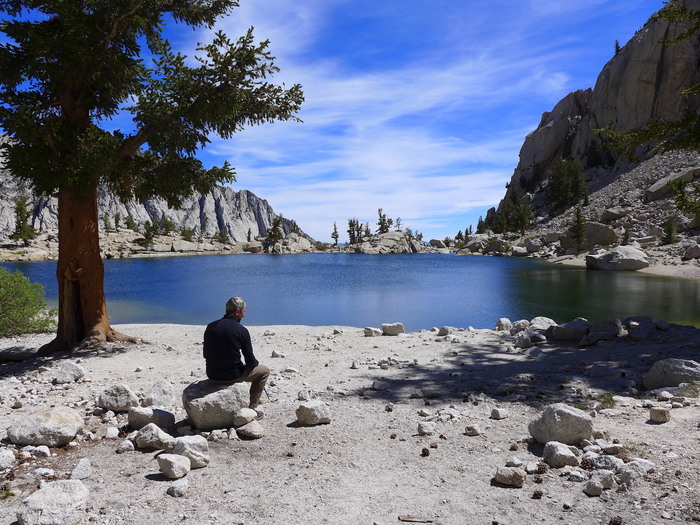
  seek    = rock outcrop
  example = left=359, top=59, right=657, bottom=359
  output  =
left=503, top=1, right=700, bottom=199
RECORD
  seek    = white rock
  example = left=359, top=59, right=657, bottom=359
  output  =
left=494, top=318, right=512, bottom=331
left=591, top=469, right=616, bottom=489
left=135, top=423, right=176, bottom=451
left=116, top=440, right=135, bottom=454
left=157, top=453, right=191, bottom=479
left=105, top=427, right=120, bottom=439
left=296, top=400, right=331, bottom=426
left=363, top=327, right=382, bottom=337
left=16, top=480, right=89, bottom=525
left=490, top=408, right=509, bottom=420
left=417, top=422, right=436, bottom=436
left=233, top=408, right=258, bottom=427
left=543, top=441, right=580, bottom=468
left=172, top=435, right=210, bottom=468
left=97, top=384, right=139, bottom=412
left=167, top=478, right=189, bottom=497
left=643, top=358, right=700, bottom=390
left=465, top=425, right=481, bottom=436
left=182, top=381, right=249, bottom=431
left=381, top=322, right=405, bottom=336
left=32, top=446, right=50, bottom=458
left=0, top=448, right=16, bottom=470
left=53, top=361, right=86, bottom=384
left=236, top=420, right=265, bottom=439
left=70, top=458, right=92, bottom=480
left=528, top=403, right=593, bottom=445
left=494, top=466, right=526, bottom=488
left=505, top=456, right=523, bottom=467
left=649, top=407, right=671, bottom=423
left=128, top=406, right=176, bottom=431
left=144, top=379, right=176, bottom=408
left=7, top=407, right=84, bottom=447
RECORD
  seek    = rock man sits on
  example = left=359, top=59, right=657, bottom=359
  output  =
left=203, top=296, right=270, bottom=418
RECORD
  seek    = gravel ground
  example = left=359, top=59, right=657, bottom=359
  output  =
left=2, top=320, right=700, bottom=525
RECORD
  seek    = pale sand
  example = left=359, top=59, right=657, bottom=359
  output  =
left=2, top=321, right=700, bottom=524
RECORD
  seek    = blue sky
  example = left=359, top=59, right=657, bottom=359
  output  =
left=179, top=0, right=664, bottom=243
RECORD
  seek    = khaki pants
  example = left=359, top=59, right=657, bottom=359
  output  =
left=211, top=365, right=270, bottom=409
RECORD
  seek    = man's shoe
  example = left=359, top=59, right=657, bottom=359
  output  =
left=255, top=410, right=264, bottom=420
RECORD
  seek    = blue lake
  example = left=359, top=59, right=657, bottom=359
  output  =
left=2, top=253, right=699, bottom=331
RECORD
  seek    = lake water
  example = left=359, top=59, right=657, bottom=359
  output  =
left=2, top=253, right=699, bottom=331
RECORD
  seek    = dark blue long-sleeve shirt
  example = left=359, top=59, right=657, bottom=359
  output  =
left=203, top=315, right=259, bottom=381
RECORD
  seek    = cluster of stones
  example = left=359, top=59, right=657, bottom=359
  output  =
left=364, top=323, right=464, bottom=343
left=493, top=403, right=657, bottom=498
left=494, top=314, right=673, bottom=351
left=1, top=360, right=333, bottom=525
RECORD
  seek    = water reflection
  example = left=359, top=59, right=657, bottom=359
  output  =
left=2, top=254, right=699, bottom=331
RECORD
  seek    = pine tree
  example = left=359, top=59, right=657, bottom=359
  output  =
left=266, top=216, right=284, bottom=244
left=662, top=218, right=679, bottom=245
left=0, top=1, right=302, bottom=353
left=568, top=206, right=587, bottom=253
left=10, top=196, right=37, bottom=246
left=331, top=222, right=339, bottom=246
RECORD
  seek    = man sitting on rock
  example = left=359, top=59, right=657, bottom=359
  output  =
left=203, top=296, right=270, bottom=418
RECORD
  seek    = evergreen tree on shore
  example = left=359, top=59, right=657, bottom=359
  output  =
left=0, top=0, right=303, bottom=353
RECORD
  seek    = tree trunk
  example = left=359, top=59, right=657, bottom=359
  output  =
left=39, top=183, right=138, bottom=354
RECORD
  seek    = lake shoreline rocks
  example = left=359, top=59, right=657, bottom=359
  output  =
left=2, top=319, right=700, bottom=524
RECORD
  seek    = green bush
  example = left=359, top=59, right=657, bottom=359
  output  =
left=0, top=267, right=56, bottom=336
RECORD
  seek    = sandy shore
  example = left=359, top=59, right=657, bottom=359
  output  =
left=2, top=321, right=700, bottom=525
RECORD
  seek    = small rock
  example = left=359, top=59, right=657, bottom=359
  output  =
left=296, top=400, right=331, bottom=426
left=157, top=453, right=191, bottom=479
left=70, top=458, right=92, bottom=480
left=172, top=435, right=210, bottom=468
left=167, top=478, right=189, bottom=497
left=465, top=425, right=481, bottom=436
left=381, top=322, right=405, bottom=336
left=543, top=441, right=579, bottom=468
left=105, top=427, right=120, bottom=439
left=495, top=467, right=526, bottom=488
left=97, top=384, right=139, bottom=412
left=233, top=408, right=258, bottom=427
left=417, top=422, right=436, bottom=436
left=505, top=456, right=523, bottom=467
left=53, top=361, right=86, bottom=384
left=649, top=407, right=671, bottom=423
left=236, top=421, right=265, bottom=439
left=491, top=408, right=509, bottom=420
left=116, top=440, right=135, bottom=454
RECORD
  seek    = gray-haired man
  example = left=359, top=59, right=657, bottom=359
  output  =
left=203, top=297, right=270, bottom=417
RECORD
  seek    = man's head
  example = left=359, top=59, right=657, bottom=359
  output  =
left=225, top=296, right=246, bottom=320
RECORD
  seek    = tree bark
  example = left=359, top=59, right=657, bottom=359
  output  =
left=38, top=183, right=138, bottom=354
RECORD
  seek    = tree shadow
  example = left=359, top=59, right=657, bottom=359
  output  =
left=353, top=323, right=700, bottom=408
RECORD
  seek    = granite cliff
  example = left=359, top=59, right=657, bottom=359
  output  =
left=473, top=0, right=700, bottom=270
left=0, top=167, right=298, bottom=244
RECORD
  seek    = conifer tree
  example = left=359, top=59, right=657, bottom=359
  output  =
left=331, top=222, right=339, bottom=246
left=10, top=195, right=37, bottom=246
left=568, top=206, right=587, bottom=253
left=0, top=1, right=303, bottom=353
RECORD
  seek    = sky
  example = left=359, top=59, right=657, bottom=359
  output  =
left=9, top=0, right=667, bottom=243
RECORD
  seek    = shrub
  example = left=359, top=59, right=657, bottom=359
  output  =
left=0, top=267, right=56, bottom=336
left=662, top=218, right=679, bottom=245
left=181, top=228, right=194, bottom=242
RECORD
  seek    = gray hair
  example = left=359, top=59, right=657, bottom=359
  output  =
left=225, top=296, right=246, bottom=314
